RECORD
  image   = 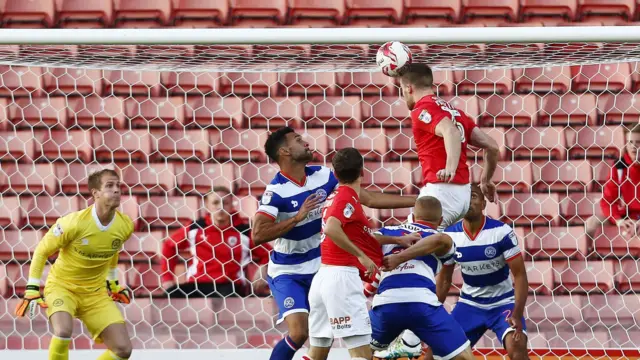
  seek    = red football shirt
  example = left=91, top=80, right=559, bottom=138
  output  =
left=411, top=94, right=477, bottom=185
left=320, top=186, right=382, bottom=281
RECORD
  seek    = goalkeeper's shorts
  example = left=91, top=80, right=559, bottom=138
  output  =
left=45, top=284, right=125, bottom=343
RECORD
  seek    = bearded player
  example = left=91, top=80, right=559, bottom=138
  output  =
left=15, top=169, right=134, bottom=360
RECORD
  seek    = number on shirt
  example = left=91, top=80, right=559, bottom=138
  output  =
left=435, top=98, right=466, bottom=143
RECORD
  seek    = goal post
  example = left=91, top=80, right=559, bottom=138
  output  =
left=0, top=27, right=639, bottom=359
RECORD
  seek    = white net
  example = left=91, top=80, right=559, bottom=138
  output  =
left=0, top=28, right=640, bottom=357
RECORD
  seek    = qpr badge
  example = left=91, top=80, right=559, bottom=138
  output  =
left=315, top=189, right=327, bottom=202
left=262, top=191, right=273, bottom=205
left=484, top=246, right=497, bottom=258
left=344, top=203, right=355, bottom=219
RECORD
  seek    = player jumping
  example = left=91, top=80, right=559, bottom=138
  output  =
left=15, top=169, right=134, bottom=360
left=371, top=196, right=475, bottom=360
left=252, top=127, right=416, bottom=360
left=435, top=184, right=530, bottom=360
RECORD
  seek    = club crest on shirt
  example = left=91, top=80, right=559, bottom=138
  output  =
left=509, top=231, right=518, bottom=246
left=418, top=109, right=432, bottom=124
left=484, top=246, right=497, bottom=258
left=315, top=188, right=327, bottom=202
left=262, top=191, right=273, bottom=205
left=344, top=203, right=355, bottom=218
left=227, top=236, right=238, bottom=246
left=112, top=239, right=122, bottom=250
left=53, top=223, right=63, bottom=237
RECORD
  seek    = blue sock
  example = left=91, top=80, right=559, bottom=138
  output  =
left=269, top=335, right=301, bottom=360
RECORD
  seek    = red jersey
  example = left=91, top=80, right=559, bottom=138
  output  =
left=411, top=94, right=477, bottom=185
left=320, top=186, right=382, bottom=281
left=601, top=152, right=640, bottom=224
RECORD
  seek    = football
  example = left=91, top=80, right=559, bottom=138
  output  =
left=376, top=41, right=412, bottom=77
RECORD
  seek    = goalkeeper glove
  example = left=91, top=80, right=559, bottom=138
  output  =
left=106, top=280, right=131, bottom=304
left=15, top=284, right=47, bottom=318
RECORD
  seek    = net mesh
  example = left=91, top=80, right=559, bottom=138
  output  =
left=0, top=42, right=639, bottom=356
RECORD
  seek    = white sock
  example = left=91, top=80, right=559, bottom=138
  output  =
left=401, top=330, right=421, bottom=347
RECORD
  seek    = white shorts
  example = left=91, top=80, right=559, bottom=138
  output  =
left=308, top=266, right=372, bottom=341
left=415, top=183, right=471, bottom=230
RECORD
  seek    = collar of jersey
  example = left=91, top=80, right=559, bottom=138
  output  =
left=279, top=169, right=307, bottom=187
left=92, top=205, right=116, bottom=231
left=413, top=220, right=437, bottom=230
left=463, top=216, right=486, bottom=241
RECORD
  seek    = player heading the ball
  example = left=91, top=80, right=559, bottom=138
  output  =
left=16, top=169, right=135, bottom=360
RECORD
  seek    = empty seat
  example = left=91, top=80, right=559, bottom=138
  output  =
left=236, top=163, right=279, bottom=196
left=229, top=0, right=287, bottom=26
left=40, top=130, right=93, bottom=163
left=104, top=70, right=162, bottom=97
left=520, top=0, right=577, bottom=21
left=559, top=192, right=601, bottom=225
left=243, top=96, right=302, bottom=129
left=121, top=163, right=175, bottom=195
left=598, top=93, right=640, bottom=126
left=506, top=126, right=567, bottom=160
left=572, top=63, right=632, bottom=93
left=0, top=66, right=43, bottom=97
left=9, top=97, right=69, bottom=129
left=126, top=263, right=164, bottom=297
left=593, top=226, right=640, bottom=258
left=187, top=96, right=243, bottom=129
left=582, top=294, right=640, bottom=331
left=0, top=196, right=24, bottom=229
left=55, top=163, right=115, bottom=195
left=3, top=0, right=55, bottom=28
left=0, top=230, right=42, bottom=261
left=531, top=160, right=592, bottom=192
left=525, top=226, right=589, bottom=260
left=378, top=207, right=412, bottom=226
left=125, top=97, right=186, bottom=129
left=565, top=125, right=625, bottom=159
left=152, top=129, right=211, bottom=161
left=331, top=128, right=387, bottom=161
left=461, top=0, right=518, bottom=21
left=43, top=68, right=102, bottom=96
left=289, top=0, right=345, bottom=26
left=403, top=0, right=460, bottom=24
left=554, top=260, right=615, bottom=293
left=362, top=162, right=413, bottom=193
left=162, top=71, right=218, bottom=96
left=139, top=196, right=199, bottom=230
left=301, top=129, right=330, bottom=161
left=26, top=196, right=81, bottom=228
left=387, top=128, right=417, bottom=161
left=69, top=96, right=125, bottom=129
left=539, top=93, right=598, bottom=126
left=0, top=130, right=37, bottom=162
left=526, top=295, right=583, bottom=329
left=579, top=0, right=635, bottom=20
left=616, top=259, right=640, bottom=292
left=301, top=96, right=360, bottom=128
left=336, top=72, right=394, bottom=96
left=432, top=70, right=455, bottom=96
left=345, top=0, right=403, bottom=26
left=212, top=129, right=268, bottom=163
left=118, top=195, right=140, bottom=231
left=502, top=193, right=560, bottom=226
left=279, top=72, right=336, bottom=96
left=442, top=95, right=481, bottom=123
left=455, top=69, right=513, bottom=94
left=1, top=163, right=57, bottom=195
left=175, top=163, right=236, bottom=194
left=59, top=0, right=114, bottom=28
left=524, top=261, right=554, bottom=294
left=219, top=72, right=279, bottom=96
left=482, top=94, right=538, bottom=127
left=475, top=161, right=533, bottom=193
left=514, top=66, right=572, bottom=93
left=171, top=0, right=228, bottom=27
left=360, top=96, right=410, bottom=128
left=92, top=129, right=153, bottom=163
left=114, top=0, right=171, bottom=27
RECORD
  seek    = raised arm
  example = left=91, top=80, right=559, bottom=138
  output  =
left=435, top=118, right=462, bottom=182
left=382, top=233, right=453, bottom=270
left=469, top=127, right=499, bottom=202
left=360, top=189, right=417, bottom=209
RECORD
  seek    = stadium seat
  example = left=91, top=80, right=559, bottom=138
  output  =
left=616, top=259, right=640, bottom=292
left=505, top=126, right=567, bottom=160
left=481, top=161, right=533, bottom=193
left=502, top=193, right=560, bottom=226
left=578, top=0, right=635, bottom=21
left=432, top=70, right=455, bottom=96
left=1, top=163, right=57, bottom=195
left=559, top=192, right=601, bottom=225
left=482, top=93, right=539, bottom=127
left=0, top=196, right=23, bottom=230
left=43, top=68, right=103, bottom=96
left=454, top=69, right=513, bottom=94
left=236, top=163, right=279, bottom=196
left=467, top=127, right=508, bottom=161
left=387, top=128, right=416, bottom=161
left=114, top=0, right=171, bottom=28
left=301, top=129, right=330, bottom=161
left=522, top=261, right=554, bottom=294
left=151, top=129, right=211, bottom=162
left=162, top=71, right=219, bottom=96
left=442, top=95, right=480, bottom=123
left=593, top=226, right=640, bottom=258
left=403, top=0, right=460, bottom=24
left=214, top=297, right=278, bottom=330
left=41, top=130, right=93, bottom=163
left=3, top=0, right=55, bottom=28
left=461, top=0, right=519, bottom=22
left=514, top=66, right=572, bottom=93
left=0, top=230, right=41, bottom=261
left=103, top=70, right=162, bottom=97
left=597, top=92, right=640, bottom=126
left=525, top=226, right=589, bottom=260
left=330, top=128, right=387, bottom=162
left=9, top=97, right=69, bottom=129
left=0, top=66, right=43, bottom=97
left=175, top=163, right=237, bottom=194
left=212, top=129, right=268, bottom=163
left=336, top=72, right=394, bottom=97
left=187, top=96, right=243, bottom=129
left=288, top=0, right=345, bottom=26
left=531, top=160, right=592, bottom=192
left=229, top=0, right=287, bottom=27
left=58, top=0, right=114, bottom=28
left=301, top=96, right=361, bottom=128
left=526, top=295, right=583, bottom=330
left=125, top=263, right=164, bottom=297
left=219, top=72, right=279, bottom=96
left=140, top=196, right=199, bottom=230
left=26, top=195, right=82, bottom=228
left=125, top=97, right=186, bottom=129
left=548, top=330, right=611, bottom=349
left=92, top=129, right=153, bottom=164
left=565, top=125, right=625, bottom=160
left=360, top=96, right=410, bottom=128
left=344, top=0, right=403, bottom=26
left=538, top=93, right=598, bottom=126
left=572, top=63, right=632, bottom=93
left=69, top=96, right=125, bottom=129
left=590, top=159, right=612, bottom=191
left=280, top=72, right=336, bottom=96
left=0, top=130, right=38, bottom=162
left=554, top=260, right=615, bottom=294
left=243, top=96, right=302, bottom=129
left=120, top=163, right=176, bottom=196
left=171, top=0, right=228, bottom=27
left=236, top=195, right=259, bottom=221
left=362, top=162, right=413, bottom=193
left=120, top=231, right=162, bottom=262
left=583, top=294, right=640, bottom=332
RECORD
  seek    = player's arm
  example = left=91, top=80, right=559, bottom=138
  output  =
left=373, top=232, right=421, bottom=247
left=107, top=222, right=133, bottom=304
left=360, top=189, right=417, bottom=209
left=324, top=216, right=377, bottom=277
left=436, top=264, right=454, bottom=304
left=508, top=255, right=528, bottom=320
left=435, top=118, right=462, bottom=180
left=382, top=233, right=453, bottom=271
left=469, top=127, right=499, bottom=181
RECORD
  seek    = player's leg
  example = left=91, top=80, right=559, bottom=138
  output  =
left=409, top=303, right=473, bottom=360
left=369, top=304, right=412, bottom=359
left=45, top=286, right=78, bottom=360
left=450, top=302, right=489, bottom=349
left=305, top=268, right=334, bottom=360
left=97, top=323, right=132, bottom=359
left=488, top=304, right=529, bottom=360
left=78, top=293, right=131, bottom=359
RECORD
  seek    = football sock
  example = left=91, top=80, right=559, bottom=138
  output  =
left=96, top=350, right=129, bottom=359
left=301, top=356, right=313, bottom=360
left=48, top=336, right=71, bottom=360
left=401, top=331, right=421, bottom=347
left=269, top=335, right=301, bottom=360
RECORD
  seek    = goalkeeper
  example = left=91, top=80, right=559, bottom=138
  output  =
left=15, top=169, right=135, bottom=360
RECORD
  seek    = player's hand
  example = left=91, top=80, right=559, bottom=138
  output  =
left=436, top=168, right=456, bottom=183
left=162, top=280, right=176, bottom=291
left=15, top=284, right=47, bottom=318
left=294, top=194, right=324, bottom=222
left=507, top=315, right=524, bottom=342
left=480, top=181, right=497, bottom=203
left=106, top=280, right=131, bottom=304
left=358, top=255, right=378, bottom=279
left=618, top=219, right=638, bottom=236
left=363, top=271, right=381, bottom=297
left=396, top=232, right=422, bottom=247
left=382, top=254, right=403, bottom=272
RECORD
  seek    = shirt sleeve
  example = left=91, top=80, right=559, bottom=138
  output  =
left=256, top=186, right=284, bottom=221
left=499, top=227, right=522, bottom=261
left=28, top=215, right=76, bottom=284
left=441, top=232, right=457, bottom=266
left=324, top=197, right=357, bottom=225
left=601, top=161, right=625, bottom=224
left=411, top=102, right=450, bottom=135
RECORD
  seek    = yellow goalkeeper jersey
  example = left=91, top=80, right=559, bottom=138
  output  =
left=30, top=205, right=135, bottom=294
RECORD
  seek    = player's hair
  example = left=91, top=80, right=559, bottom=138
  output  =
left=332, top=147, right=364, bottom=184
left=264, top=127, right=296, bottom=163
left=88, top=169, right=120, bottom=193
left=205, top=186, right=232, bottom=199
left=470, top=183, right=484, bottom=197
left=414, top=196, right=442, bottom=222
left=400, top=63, right=434, bottom=89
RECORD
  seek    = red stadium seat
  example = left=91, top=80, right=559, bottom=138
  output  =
left=69, top=96, right=125, bottom=129
left=403, top=0, right=460, bottom=24
left=0, top=66, right=43, bottom=97
left=92, top=129, right=153, bottom=163
left=175, top=163, right=237, bottom=194
left=215, top=297, right=278, bottom=330
left=361, top=96, right=410, bottom=128
left=26, top=196, right=81, bottom=228
left=539, top=93, right=598, bottom=126
left=289, top=0, right=345, bottom=27
left=482, top=93, right=539, bottom=127
left=572, top=63, right=632, bottom=93
left=554, top=260, right=616, bottom=293
left=474, top=161, right=533, bottom=193
left=41, top=130, right=93, bottom=163
left=152, top=129, right=211, bottom=162
left=301, top=96, right=361, bottom=128
left=43, top=68, right=102, bottom=96
left=565, top=125, right=625, bottom=160
left=3, top=0, right=55, bottom=28
left=162, top=71, right=219, bottom=96
left=121, top=163, right=176, bottom=196
left=0, top=196, right=24, bottom=229
left=301, top=129, right=331, bottom=161
left=579, top=0, right=635, bottom=21
left=378, top=207, right=412, bottom=225
left=597, top=93, right=640, bottom=126
left=114, top=0, right=171, bottom=27
left=454, top=69, right=513, bottom=94
left=103, top=70, right=162, bottom=97
left=0, top=130, right=37, bottom=162
left=212, top=129, right=268, bottom=163
left=229, top=0, right=287, bottom=26
left=442, top=95, right=481, bottom=123
left=9, top=97, right=69, bottom=129
left=331, top=128, right=387, bottom=162
left=559, top=192, right=601, bottom=225
left=236, top=195, right=259, bottom=221
left=219, top=72, right=279, bottom=96
left=362, top=162, right=414, bottom=193
left=524, top=261, right=554, bottom=294
left=616, top=259, right=640, bottom=292
left=1, top=163, right=57, bottom=195
left=467, top=127, right=508, bottom=162
left=593, top=226, right=640, bottom=258
left=280, top=72, right=336, bottom=96
left=505, top=126, right=567, bottom=160
left=432, top=70, right=455, bottom=96
left=387, top=127, right=416, bottom=161
left=520, top=0, right=577, bottom=21
left=345, top=0, right=403, bottom=26
left=591, top=159, right=612, bottom=190
left=236, top=163, right=279, bottom=196
left=140, top=196, right=199, bottom=230
left=172, top=0, right=228, bottom=27
left=526, top=295, right=583, bottom=329
left=118, top=195, right=140, bottom=231
left=514, top=66, right=572, bottom=93
left=187, top=96, right=243, bottom=129
left=55, top=163, right=116, bottom=195
left=59, top=0, right=114, bottom=28
left=0, top=230, right=42, bottom=262
left=461, top=0, right=519, bottom=21
left=582, top=294, right=640, bottom=330
left=243, top=96, right=302, bottom=129
left=502, top=193, right=560, bottom=226
left=126, top=97, right=186, bottom=129
left=525, top=226, right=589, bottom=260
left=126, top=263, right=164, bottom=297
left=336, top=72, right=394, bottom=96
left=531, top=160, right=592, bottom=192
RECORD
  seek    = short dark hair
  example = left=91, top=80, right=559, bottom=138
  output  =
left=470, top=183, right=485, bottom=198
left=88, top=169, right=119, bottom=193
left=400, top=63, right=434, bottom=89
left=332, top=148, right=363, bottom=184
left=264, top=127, right=295, bottom=163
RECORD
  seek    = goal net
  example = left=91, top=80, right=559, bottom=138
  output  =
left=0, top=27, right=640, bottom=359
